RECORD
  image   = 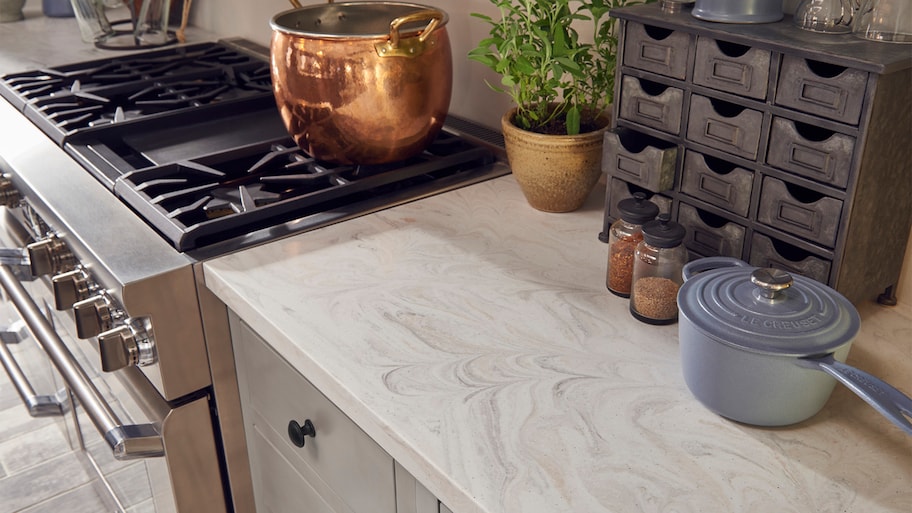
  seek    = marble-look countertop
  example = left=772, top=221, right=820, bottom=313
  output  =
left=204, top=176, right=912, bottom=513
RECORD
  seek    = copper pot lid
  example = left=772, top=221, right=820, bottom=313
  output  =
left=272, top=2, right=448, bottom=40
left=678, top=261, right=860, bottom=356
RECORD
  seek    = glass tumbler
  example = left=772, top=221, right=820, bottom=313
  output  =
left=853, top=0, right=912, bottom=43
left=69, top=0, right=115, bottom=43
left=133, top=0, right=171, bottom=46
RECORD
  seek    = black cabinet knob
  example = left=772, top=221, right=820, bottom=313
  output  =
left=287, top=419, right=316, bottom=447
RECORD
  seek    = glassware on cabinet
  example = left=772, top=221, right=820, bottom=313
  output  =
left=794, top=0, right=856, bottom=33
left=606, top=193, right=659, bottom=298
left=629, top=214, right=687, bottom=325
left=853, top=0, right=912, bottom=43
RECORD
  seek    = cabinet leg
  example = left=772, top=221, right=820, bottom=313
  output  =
left=877, top=285, right=898, bottom=306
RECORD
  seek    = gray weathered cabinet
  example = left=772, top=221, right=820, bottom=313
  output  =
left=230, top=313, right=450, bottom=513
left=601, top=3, right=912, bottom=304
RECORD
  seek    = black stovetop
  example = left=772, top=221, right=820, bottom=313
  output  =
left=0, top=40, right=502, bottom=253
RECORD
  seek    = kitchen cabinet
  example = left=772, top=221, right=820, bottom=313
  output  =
left=230, top=313, right=452, bottom=513
left=602, top=4, right=912, bottom=305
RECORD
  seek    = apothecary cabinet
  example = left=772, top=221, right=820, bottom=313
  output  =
left=601, top=3, right=912, bottom=304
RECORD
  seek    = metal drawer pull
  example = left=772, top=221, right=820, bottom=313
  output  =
left=0, top=319, right=69, bottom=417
left=288, top=418, right=316, bottom=447
left=0, top=264, right=165, bottom=460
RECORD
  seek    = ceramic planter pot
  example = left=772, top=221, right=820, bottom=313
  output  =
left=501, top=108, right=610, bottom=213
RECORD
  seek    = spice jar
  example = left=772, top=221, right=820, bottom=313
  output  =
left=630, top=214, right=687, bottom=325
left=606, top=193, right=659, bottom=297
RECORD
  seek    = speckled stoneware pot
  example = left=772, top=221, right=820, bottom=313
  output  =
left=0, top=0, right=26, bottom=22
left=501, top=108, right=610, bottom=213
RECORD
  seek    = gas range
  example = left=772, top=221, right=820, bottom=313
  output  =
left=0, top=38, right=506, bottom=513
left=0, top=38, right=505, bottom=257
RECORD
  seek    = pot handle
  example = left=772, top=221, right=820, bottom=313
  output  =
left=682, top=256, right=751, bottom=282
left=797, top=354, right=912, bottom=436
left=288, top=1, right=334, bottom=8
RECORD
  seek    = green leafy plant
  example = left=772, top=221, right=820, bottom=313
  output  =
left=469, top=0, right=653, bottom=135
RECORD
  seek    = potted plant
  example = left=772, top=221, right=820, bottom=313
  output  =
left=469, top=0, right=652, bottom=212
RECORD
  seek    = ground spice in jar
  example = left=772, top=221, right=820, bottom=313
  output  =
left=631, top=276, right=680, bottom=321
left=608, top=233, right=643, bottom=295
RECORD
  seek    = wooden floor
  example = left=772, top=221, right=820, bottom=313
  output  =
left=0, top=343, right=156, bottom=513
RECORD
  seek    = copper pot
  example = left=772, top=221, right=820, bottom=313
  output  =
left=270, top=2, right=452, bottom=165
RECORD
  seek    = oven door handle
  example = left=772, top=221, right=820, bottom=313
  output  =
left=0, top=319, right=69, bottom=416
left=0, top=264, right=165, bottom=460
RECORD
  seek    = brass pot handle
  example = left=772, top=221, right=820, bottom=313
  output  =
left=375, top=9, right=445, bottom=58
left=288, top=0, right=334, bottom=8
left=388, top=9, right=445, bottom=47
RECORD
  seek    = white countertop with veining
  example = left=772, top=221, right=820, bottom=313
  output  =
left=203, top=176, right=912, bottom=513
left=3, top=4, right=910, bottom=512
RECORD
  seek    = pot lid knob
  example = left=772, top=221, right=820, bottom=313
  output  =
left=750, top=268, right=793, bottom=300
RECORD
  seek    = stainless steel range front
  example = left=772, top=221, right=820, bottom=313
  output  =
left=0, top=39, right=506, bottom=512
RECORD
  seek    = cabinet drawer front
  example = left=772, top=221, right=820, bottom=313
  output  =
left=774, top=55, right=868, bottom=125
left=680, top=150, right=753, bottom=217
left=606, top=177, right=672, bottom=220
left=619, top=75, right=685, bottom=134
left=623, top=22, right=691, bottom=80
left=248, top=425, right=339, bottom=513
left=693, top=37, right=770, bottom=100
left=686, top=95, right=763, bottom=159
left=603, top=128, right=677, bottom=191
left=748, top=233, right=832, bottom=284
left=767, top=117, right=855, bottom=188
left=237, top=322, right=396, bottom=513
left=757, top=176, right=842, bottom=247
left=678, top=202, right=746, bottom=258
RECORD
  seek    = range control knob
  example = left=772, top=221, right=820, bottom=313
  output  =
left=52, top=269, right=93, bottom=310
left=73, top=295, right=115, bottom=339
left=26, top=237, right=75, bottom=277
left=0, top=175, right=21, bottom=208
left=98, top=323, right=156, bottom=372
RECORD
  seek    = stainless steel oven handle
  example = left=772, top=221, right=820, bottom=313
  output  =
left=0, top=319, right=69, bottom=417
left=0, top=264, right=165, bottom=460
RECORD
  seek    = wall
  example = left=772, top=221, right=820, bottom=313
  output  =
left=189, top=0, right=912, bottom=315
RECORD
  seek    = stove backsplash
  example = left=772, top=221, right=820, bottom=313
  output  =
left=188, top=0, right=912, bottom=311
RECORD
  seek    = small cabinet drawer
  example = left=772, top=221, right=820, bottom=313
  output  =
left=757, top=176, right=843, bottom=248
left=678, top=202, right=746, bottom=258
left=235, top=320, right=396, bottom=513
left=693, top=37, right=770, bottom=100
left=775, top=55, right=868, bottom=125
left=767, top=117, right=855, bottom=188
left=680, top=150, right=753, bottom=217
left=619, top=75, right=685, bottom=135
left=623, top=22, right=691, bottom=80
left=748, top=232, right=832, bottom=284
left=606, top=177, right=672, bottom=220
left=686, top=94, right=763, bottom=160
left=603, top=128, right=677, bottom=192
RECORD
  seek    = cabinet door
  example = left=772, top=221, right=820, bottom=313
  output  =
left=232, top=314, right=396, bottom=513
left=395, top=462, right=441, bottom=513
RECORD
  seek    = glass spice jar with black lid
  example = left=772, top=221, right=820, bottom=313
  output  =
left=629, top=214, right=687, bottom=325
left=606, top=193, right=659, bottom=297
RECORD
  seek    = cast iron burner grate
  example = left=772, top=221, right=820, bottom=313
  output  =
left=0, top=43, right=273, bottom=144
left=114, top=131, right=496, bottom=252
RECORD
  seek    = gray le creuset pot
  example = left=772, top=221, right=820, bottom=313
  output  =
left=677, top=257, right=912, bottom=435
left=692, top=0, right=784, bottom=23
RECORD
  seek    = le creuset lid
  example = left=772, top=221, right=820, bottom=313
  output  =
left=678, top=265, right=860, bottom=356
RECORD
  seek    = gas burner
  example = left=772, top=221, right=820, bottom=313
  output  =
left=114, top=133, right=496, bottom=251
left=0, top=42, right=272, bottom=110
